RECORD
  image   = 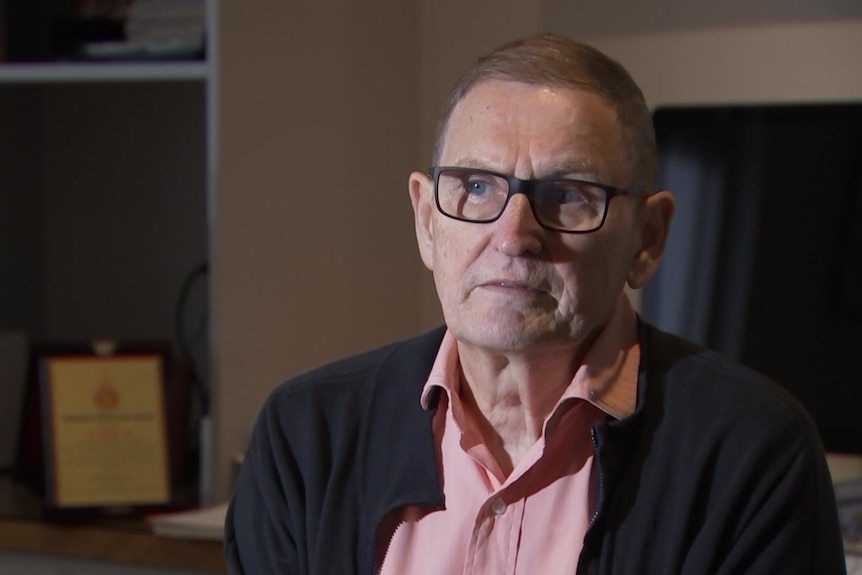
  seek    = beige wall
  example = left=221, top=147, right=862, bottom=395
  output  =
left=213, top=0, right=424, bottom=496
left=579, top=20, right=862, bottom=109
left=212, top=0, right=862, bottom=497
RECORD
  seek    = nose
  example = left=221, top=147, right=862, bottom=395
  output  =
left=493, top=193, right=543, bottom=256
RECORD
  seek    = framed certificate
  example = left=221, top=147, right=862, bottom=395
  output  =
left=15, top=341, right=185, bottom=512
left=42, top=352, right=171, bottom=508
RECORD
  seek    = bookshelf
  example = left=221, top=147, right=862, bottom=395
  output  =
left=0, top=0, right=216, bottom=514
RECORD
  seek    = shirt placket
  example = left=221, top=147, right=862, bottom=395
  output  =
left=464, top=489, right=527, bottom=575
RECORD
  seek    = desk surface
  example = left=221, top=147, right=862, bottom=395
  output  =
left=0, top=476, right=225, bottom=573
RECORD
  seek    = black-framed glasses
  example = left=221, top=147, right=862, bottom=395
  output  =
left=430, top=166, right=648, bottom=233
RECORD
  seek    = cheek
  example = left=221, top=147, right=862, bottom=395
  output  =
left=554, top=236, right=633, bottom=315
left=554, top=262, right=595, bottom=318
left=430, top=225, right=474, bottom=298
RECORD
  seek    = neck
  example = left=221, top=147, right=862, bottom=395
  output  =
left=456, top=340, right=588, bottom=475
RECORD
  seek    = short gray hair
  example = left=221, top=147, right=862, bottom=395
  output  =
left=434, top=33, right=656, bottom=188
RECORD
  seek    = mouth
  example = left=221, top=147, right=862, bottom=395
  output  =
left=479, top=279, right=547, bottom=293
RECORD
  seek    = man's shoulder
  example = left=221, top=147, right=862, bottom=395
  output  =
left=639, top=321, right=817, bottom=439
left=266, top=326, right=446, bottom=407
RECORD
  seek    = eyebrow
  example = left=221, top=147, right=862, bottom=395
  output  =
left=444, top=157, right=597, bottom=179
left=446, top=157, right=488, bottom=170
left=542, top=158, right=597, bottom=178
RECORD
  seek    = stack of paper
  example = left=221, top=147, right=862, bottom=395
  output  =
left=148, top=500, right=228, bottom=541
left=83, top=0, right=206, bottom=60
left=837, top=477, right=862, bottom=572
left=126, top=0, right=206, bottom=55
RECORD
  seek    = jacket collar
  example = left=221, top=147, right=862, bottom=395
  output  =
left=359, top=326, right=447, bottom=572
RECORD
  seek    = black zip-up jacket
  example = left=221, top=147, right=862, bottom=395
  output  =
left=225, top=322, right=846, bottom=574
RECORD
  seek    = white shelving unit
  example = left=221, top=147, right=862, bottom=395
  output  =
left=0, top=61, right=209, bottom=84
left=0, top=3, right=218, bottom=575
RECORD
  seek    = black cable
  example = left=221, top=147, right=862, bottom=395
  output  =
left=174, top=262, right=210, bottom=414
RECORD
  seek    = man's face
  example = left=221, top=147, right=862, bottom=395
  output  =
left=410, top=79, right=651, bottom=356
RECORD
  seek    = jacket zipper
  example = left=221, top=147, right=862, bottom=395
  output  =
left=589, top=426, right=603, bottom=528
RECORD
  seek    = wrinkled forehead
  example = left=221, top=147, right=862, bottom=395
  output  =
left=439, top=79, right=627, bottom=181
left=442, top=78, right=621, bottom=139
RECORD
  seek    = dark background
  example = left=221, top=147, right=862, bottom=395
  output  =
left=643, top=103, right=862, bottom=454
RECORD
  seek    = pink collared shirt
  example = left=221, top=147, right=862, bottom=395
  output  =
left=377, top=295, right=641, bottom=574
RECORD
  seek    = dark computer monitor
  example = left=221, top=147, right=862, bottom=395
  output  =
left=643, top=102, right=862, bottom=454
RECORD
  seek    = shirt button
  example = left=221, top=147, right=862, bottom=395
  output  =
left=491, top=498, right=507, bottom=517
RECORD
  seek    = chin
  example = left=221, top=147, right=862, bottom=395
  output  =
left=451, top=316, right=561, bottom=353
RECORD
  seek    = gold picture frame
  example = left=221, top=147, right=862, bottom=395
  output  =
left=15, top=340, right=186, bottom=514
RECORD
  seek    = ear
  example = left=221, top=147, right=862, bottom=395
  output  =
left=409, top=171, right=436, bottom=271
left=627, top=190, right=675, bottom=289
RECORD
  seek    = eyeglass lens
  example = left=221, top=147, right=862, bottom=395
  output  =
left=435, top=168, right=607, bottom=232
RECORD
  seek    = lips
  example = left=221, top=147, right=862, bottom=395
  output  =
left=479, top=279, right=547, bottom=292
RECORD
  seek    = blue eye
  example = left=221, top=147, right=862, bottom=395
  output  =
left=551, top=186, right=577, bottom=204
left=466, top=178, right=494, bottom=197
left=548, top=183, right=583, bottom=205
left=542, top=182, right=603, bottom=206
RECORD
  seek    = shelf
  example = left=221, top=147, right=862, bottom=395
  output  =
left=0, top=61, right=209, bottom=84
left=0, top=475, right=224, bottom=572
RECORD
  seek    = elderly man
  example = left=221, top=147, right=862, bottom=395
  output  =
left=225, top=34, right=846, bottom=574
